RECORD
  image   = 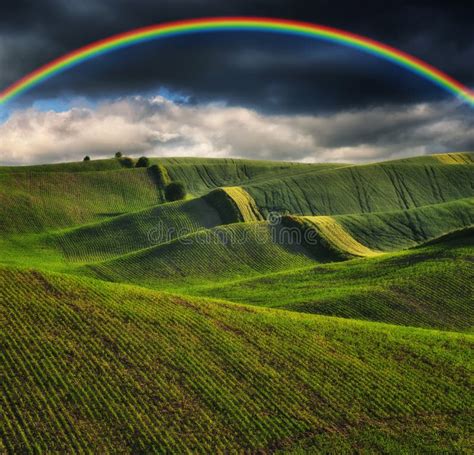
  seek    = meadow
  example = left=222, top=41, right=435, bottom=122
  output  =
left=0, top=152, right=473, bottom=452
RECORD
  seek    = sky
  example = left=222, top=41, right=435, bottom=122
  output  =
left=0, top=0, right=473, bottom=165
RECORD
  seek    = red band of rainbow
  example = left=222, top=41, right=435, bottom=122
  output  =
left=1, top=17, right=473, bottom=106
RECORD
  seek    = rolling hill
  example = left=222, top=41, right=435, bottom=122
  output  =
left=1, top=266, right=472, bottom=453
left=245, top=152, right=473, bottom=217
left=0, top=151, right=473, bottom=452
left=193, top=227, right=474, bottom=331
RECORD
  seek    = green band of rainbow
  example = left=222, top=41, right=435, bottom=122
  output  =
left=1, top=17, right=473, bottom=106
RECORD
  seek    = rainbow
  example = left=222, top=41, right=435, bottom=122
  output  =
left=1, top=17, right=473, bottom=106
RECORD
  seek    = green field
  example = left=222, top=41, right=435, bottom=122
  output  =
left=1, top=152, right=473, bottom=452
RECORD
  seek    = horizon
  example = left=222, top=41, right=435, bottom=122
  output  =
left=2, top=149, right=473, bottom=168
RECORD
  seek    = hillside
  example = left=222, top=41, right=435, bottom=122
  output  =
left=244, top=152, right=474, bottom=216
left=0, top=168, right=161, bottom=233
left=334, top=197, right=474, bottom=251
left=1, top=157, right=471, bottom=269
left=1, top=266, right=472, bottom=453
left=3, top=153, right=472, bottom=234
left=83, top=221, right=319, bottom=287
left=194, top=228, right=474, bottom=331
left=0, top=152, right=473, bottom=452
left=55, top=196, right=223, bottom=262
left=0, top=158, right=332, bottom=233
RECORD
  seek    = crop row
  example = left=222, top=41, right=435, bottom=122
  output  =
left=0, top=169, right=160, bottom=234
left=1, top=266, right=472, bottom=452
left=199, top=233, right=474, bottom=331
left=245, top=160, right=474, bottom=217
left=86, top=221, right=317, bottom=289
left=54, top=196, right=222, bottom=263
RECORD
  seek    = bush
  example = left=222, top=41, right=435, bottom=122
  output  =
left=119, top=157, right=135, bottom=168
left=83, top=156, right=91, bottom=162
left=149, top=164, right=171, bottom=187
left=165, top=182, right=186, bottom=202
left=115, top=152, right=122, bottom=159
left=135, top=156, right=150, bottom=168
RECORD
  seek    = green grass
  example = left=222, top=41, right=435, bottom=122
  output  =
left=69, top=198, right=472, bottom=308
left=245, top=152, right=474, bottom=216
left=0, top=158, right=125, bottom=173
left=0, top=156, right=318, bottom=175
left=84, top=222, right=320, bottom=288
left=282, top=215, right=380, bottom=259
left=53, top=196, right=222, bottom=263
left=1, top=153, right=471, bottom=234
left=334, top=197, right=474, bottom=251
left=0, top=157, right=342, bottom=233
left=203, top=186, right=265, bottom=223
left=0, top=152, right=473, bottom=452
left=3, top=192, right=467, bottom=272
left=0, top=168, right=161, bottom=233
left=1, top=266, right=472, bottom=453
left=155, top=157, right=342, bottom=195
left=192, top=228, right=474, bottom=332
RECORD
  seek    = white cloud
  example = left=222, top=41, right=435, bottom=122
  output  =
left=0, top=95, right=472, bottom=165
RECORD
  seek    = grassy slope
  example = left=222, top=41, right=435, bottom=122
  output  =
left=200, top=186, right=265, bottom=224
left=0, top=153, right=473, bottom=452
left=0, top=158, right=124, bottom=173
left=0, top=158, right=340, bottom=234
left=1, top=153, right=471, bottom=235
left=0, top=169, right=161, bottom=233
left=245, top=152, right=474, bottom=216
left=334, top=197, right=474, bottom=251
left=1, top=196, right=471, bottom=296
left=84, top=222, right=320, bottom=288
left=2, top=194, right=469, bottom=273
left=0, top=156, right=319, bottom=175
left=54, top=196, right=222, bottom=262
left=77, top=197, right=473, bottom=293
left=0, top=155, right=471, bottom=332
left=1, top=265, right=472, bottom=453
left=195, top=230, right=474, bottom=332
left=158, top=158, right=343, bottom=195
left=281, top=196, right=474, bottom=257
left=284, top=215, right=380, bottom=259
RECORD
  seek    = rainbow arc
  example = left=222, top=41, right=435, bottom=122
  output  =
left=1, top=17, right=473, bottom=106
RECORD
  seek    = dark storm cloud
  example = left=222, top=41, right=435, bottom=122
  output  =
left=1, top=0, right=473, bottom=113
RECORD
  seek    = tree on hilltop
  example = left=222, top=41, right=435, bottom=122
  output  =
left=136, top=156, right=150, bottom=168
left=165, top=182, right=186, bottom=202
